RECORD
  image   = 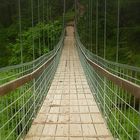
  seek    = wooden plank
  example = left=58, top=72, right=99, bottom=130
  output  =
left=56, top=124, right=69, bottom=136
left=89, top=106, right=100, bottom=113
left=87, top=99, right=96, bottom=105
left=98, top=138, right=113, bottom=140
left=70, top=94, right=77, bottom=99
left=77, top=94, right=86, bottom=99
left=80, top=114, right=92, bottom=123
left=82, top=124, right=96, bottom=136
left=40, top=137, right=54, bottom=140
left=84, top=138, right=97, bottom=140
left=61, top=100, right=70, bottom=105
left=70, top=106, right=79, bottom=113
left=42, top=124, right=57, bottom=136
left=50, top=107, right=60, bottom=113
left=33, top=114, right=48, bottom=124
left=70, top=114, right=81, bottom=123
left=78, top=100, right=88, bottom=105
left=91, top=114, right=104, bottom=123
left=55, top=137, right=68, bottom=140
left=46, top=114, right=58, bottom=123
left=58, top=114, right=69, bottom=123
left=61, top=95, right=70, bottom=100
left=70, top=137, right=84, bottom=140
left=25, top=137, right=40, bottom=140
left=39, top=106, right=50, bottom=114
left=70, top=100, right=79, bottom=105
left=79, top=106, right=89, bottom=113
left=95, top=124, right=110, bottom=136
left=70, top=124, right=82, bottom=136
left=59, top=107, right=69, bottom=114
left=26, top=124, right=44, bottom=137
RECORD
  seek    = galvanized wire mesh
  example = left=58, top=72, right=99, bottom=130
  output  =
left=0, top=32, right=64, bottom=140
left=76, top=33, right=140, bottom=140
left=0, top=51, right=53, bottom=85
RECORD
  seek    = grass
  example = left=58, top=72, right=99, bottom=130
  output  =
left=0, top=86, right=33, bottom=140
left=108, top=109, right=139, bottom=140
left=0, top=72, right=17, bottom=85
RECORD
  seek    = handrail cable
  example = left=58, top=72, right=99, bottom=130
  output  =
left=38, top=0, right=41, bottom=56
left=18, top=0, right=23, bottom=64
left=116, top=0, right=120, bottom=63
left=96, top=0, right=98, bottom=55
left=75, top=32, right=140, bottom=99
left=0, top=32, right=64, bottom=97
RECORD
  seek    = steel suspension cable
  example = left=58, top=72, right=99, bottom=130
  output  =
left=96, top=0, right=99, bottom=56
left=88, top=0, right=91, bottom=51
left=103, top=0, right=107, bottom=117
left=63, top=0, right=66, bottom=28
left=85, top=1, right=88, bottom=55
left=90, top=0, right=92, bottom=52
left=47, top=0, right=50, bottom=51
left=116, top=0, right=120, bottom=63
left=50, top=7, right=52, bottom=50
left=74, top=0, right=77, bottom=26
left=30, top=0, right=36, bottom=119
left=31, top=0, right=35, bottom=61
left=42, top=0, right=45, bottom=54
left=104, top=0, right=107, bottom=59
left=18, top=0, right=26, bottom=137
left=38, top=0, right=41, bottom=56
left=18, top=0, right=23, bottom=64
left=90, top=0, right=93, bottom=52
left=115, top=0, right=120, bottom=135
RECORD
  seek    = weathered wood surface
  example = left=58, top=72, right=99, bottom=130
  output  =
left=25, top=26, right=113, bottom=140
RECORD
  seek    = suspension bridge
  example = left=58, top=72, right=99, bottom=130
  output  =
left=0, top=0, right=140, bottom=140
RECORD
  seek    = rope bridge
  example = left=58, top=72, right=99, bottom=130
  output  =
left=0, top=0, right=140, bottom=140
left=0, top=27, right=140, bottom=139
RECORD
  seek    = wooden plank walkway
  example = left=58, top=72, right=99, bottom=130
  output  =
left=25, top=26, right=113, bottom=140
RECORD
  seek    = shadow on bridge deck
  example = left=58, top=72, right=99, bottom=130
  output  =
left=25, top=26, right=113, bottom=140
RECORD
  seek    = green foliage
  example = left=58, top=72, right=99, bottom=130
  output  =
left=77, top=0, right=140, bottom=67
left=108, top=109, right=139, bottom=140
left=0, top=0, right=74, bottom=68
left=65, top=8, right=75, bottom=23
left=8, top=20, right=62, bottom=65
left=0, top=88, right=33, bottom=139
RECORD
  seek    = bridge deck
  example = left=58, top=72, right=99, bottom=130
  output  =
left=25, top=26, right=112, bottom=140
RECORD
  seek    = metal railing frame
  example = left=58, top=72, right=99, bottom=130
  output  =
left=0, top=30, right=65, bottom=140
left=75, top=31, right=140, bottom=140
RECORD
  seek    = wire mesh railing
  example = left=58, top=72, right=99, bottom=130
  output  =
left=0, top=31, right=66, bottom=86
left=76, top=34, right=140, bottom=86
left=0, top=51, right=51, bottom=85
left=0, top=31, right=64, bottom=140
left=76, top=32, right=140, bottom=140
left=86, top=49, right=140, bottom=85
